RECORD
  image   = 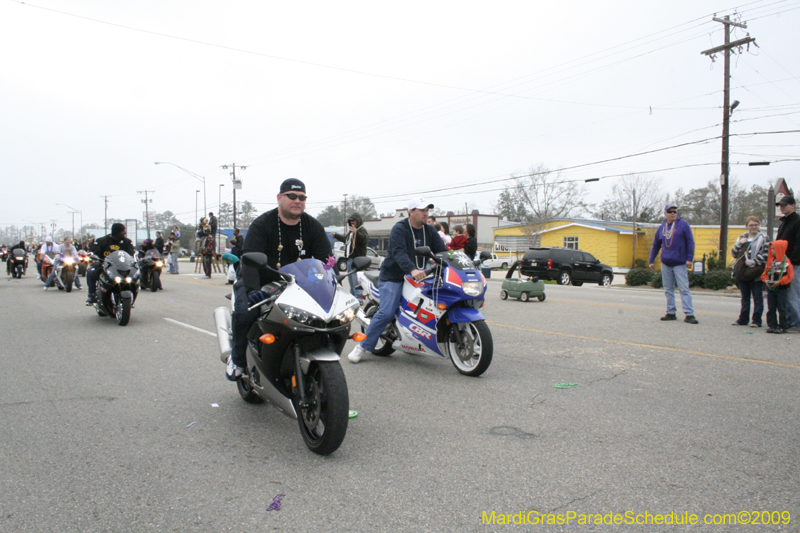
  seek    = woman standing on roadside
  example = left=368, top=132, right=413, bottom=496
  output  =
left=731, top=216, right=769, bottom=327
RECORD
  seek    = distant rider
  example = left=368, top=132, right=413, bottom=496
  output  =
left=44, top=238, right=83, bottom=290
left=37, top=236, right=57, bottom=280
left=85, top=223, right=135, bottom=305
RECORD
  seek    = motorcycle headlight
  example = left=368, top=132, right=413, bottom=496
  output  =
left=155, top=261, right=163, bottom=267
left=125, top=277, right=133, bottom=283
left=63, top=257, right=74, bottom=265
left=278, top=304, right=322, bottom=326
left=114, top=276, right=122, bottom=283
left=462, top=281, right=483, bottom=297
left=334, top=302, right=359, bottom=325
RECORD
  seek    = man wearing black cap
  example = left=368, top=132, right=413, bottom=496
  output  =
left=775, top=195, right=800, bottom=332
left=85, top=223, right=135, bottom=305
left=226, top=178, right=332, bottom=380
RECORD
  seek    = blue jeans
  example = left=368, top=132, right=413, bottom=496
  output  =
left=787, top=274, right=800, bottom=328
left=766, top=287, right=791, bottom=330
left=736, top=279, right=764, bottom=326
left=661, top=264, right=694, bottom=316
left=346, top=258, right=360, bottom=299
left=169, top=252, right=180, bottom=273
left=86, top=264, right=99, bottom=296
left=361, top=280, right=403, bottom=353
left=230, top=279, right=260, bottom=368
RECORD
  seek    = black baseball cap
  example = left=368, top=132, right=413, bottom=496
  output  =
left=776, top=195, right=795, bottom=207
left=280, top=178, right=306, bottom=194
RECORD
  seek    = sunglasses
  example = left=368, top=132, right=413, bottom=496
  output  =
left=284, top=193, right=307, bottom=201
left=666, top=209, right=677, bottom=214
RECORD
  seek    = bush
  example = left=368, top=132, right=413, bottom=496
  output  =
left=652, top=274, right=663, bottom=289
left=702, top=270, right=736, bottom=290
left=634, top=258, right=647, bottom=268
left=626, top=267, right=654, bottom=286
left=689, top=273, right=704, bottom=287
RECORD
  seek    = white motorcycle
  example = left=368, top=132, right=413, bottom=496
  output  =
left=213, top=253, right=371, bottom=455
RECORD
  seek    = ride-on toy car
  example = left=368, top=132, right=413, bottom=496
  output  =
left=500, top=261, right=545, bottom=302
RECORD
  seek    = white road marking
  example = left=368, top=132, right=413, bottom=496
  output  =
left=164, top=318, right=217, bottom=337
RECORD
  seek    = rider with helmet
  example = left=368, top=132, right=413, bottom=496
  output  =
left=85, top=223, right=135, bottom=305
left=43, top=238, right=83, bottom=291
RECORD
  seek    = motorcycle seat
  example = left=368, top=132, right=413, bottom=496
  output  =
left=364, top=271, right=380, bottom=284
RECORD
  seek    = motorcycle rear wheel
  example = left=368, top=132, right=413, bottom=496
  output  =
left=151, top=271, right=160, bottom=292
left=445, top=320, right=493, bottom=377
left=294, top=361, right=349, bottom=455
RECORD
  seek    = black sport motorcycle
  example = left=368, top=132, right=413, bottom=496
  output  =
left=91, top=251, right=140, bottom=326
left=139, top=249, right=163, bottom=292
left=9, top=249, right=27, bottom=278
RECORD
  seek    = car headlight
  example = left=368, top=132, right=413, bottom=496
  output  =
left=278, top=304, right=322, bottom=326
left=334, top=303, right=359, bottom=325
left=462, top=281, right=483, bottom=296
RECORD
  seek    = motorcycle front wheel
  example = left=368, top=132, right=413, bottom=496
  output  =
left=151, top=271, right=160, bottom=292
left=64, top=271, right=74, bottom=292
left=294, top=361, right=349, bottom=455
left=445, top=320, right=493, bottom=377
left=115, top=296, right=131, bottom=326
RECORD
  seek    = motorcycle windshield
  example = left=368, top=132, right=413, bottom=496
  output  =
left=104, top=251, right=137, bottom=276
left=145, top=250, right=161, bottom=260
left=279, top=258, right=336, bottom=312
left=13, top=250, right=25, bottom=258
left=437, top=251, right=476, bottom=270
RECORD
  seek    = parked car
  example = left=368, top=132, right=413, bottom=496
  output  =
left=333, top=243, right=384, bottom=271
left=520, top=247, right=614, bottom=286
left=474, top=251, right=511, bottom=269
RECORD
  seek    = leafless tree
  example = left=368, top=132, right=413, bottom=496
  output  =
left=593, top=174, right=665, bottom=223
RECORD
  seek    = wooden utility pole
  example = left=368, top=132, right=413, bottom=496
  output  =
left=701, top=16, right=755, bottom=262
left=221, top=163, right=247, bottom=228
left=631, top=189, right=637, bottom=268
left=138, top=190, right=155, bottom=239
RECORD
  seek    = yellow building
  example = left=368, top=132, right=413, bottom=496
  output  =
left=493, top=218, right=752, bottom=269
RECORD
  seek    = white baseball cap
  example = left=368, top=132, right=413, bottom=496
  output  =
left=408, top=197, right=434, bottom=211
left=45, top=235, right=53, bottom=242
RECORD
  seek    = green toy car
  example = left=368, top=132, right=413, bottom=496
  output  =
left=500, top=261, right=546, bottom=302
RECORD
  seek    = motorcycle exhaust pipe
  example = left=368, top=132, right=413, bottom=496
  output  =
left=355, top=308, right=370, bottom=329
left=213, top=306, right=233, bottom=363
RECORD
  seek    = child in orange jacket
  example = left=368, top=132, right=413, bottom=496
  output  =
left=762, top=240, right=794, bottom=333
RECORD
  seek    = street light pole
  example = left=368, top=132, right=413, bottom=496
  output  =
left=218, top=183, right=225, bottom=254
left=154, top=162, right=207, bottom=217
left=56, top=204, right=82, bottom=241
left=195, top=190, right=200, bottom=228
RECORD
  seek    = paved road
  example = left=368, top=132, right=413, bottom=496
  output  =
left=1, top=272, right=798, bottom=532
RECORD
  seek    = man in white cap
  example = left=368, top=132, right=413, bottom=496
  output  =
left=37, top=236, right=57, bottom=280
left=348, top=198, right=446, bottom=363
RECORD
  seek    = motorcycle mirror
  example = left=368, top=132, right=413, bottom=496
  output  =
left=415, top=246, right=431, bottom=256
left=241, top=252, right=268, bottom=268
left=352, top=257, right=371, bottom=271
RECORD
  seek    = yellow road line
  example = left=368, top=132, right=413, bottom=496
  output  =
left=488, top=322, right=800, bottom=370
left=539, top=299, right=732, bottom=318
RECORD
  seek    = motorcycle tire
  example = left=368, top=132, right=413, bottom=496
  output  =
left=362, top=304, right=394, bottom=356
left=294, top=361, right=349, bottom=456
left=116, top=297, right=131, bottom=326
left=445, top=320, right=493, bottom=377
left=151, top=271, right=160, bottom=293
left=64, top=271, right=74, bottom=293
left=237, top=368, right=264, bottom=404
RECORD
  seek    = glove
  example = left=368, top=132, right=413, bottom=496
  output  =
left=248, top=290, right=268, bottom=306
left=745, top=259, right=755, bottom=267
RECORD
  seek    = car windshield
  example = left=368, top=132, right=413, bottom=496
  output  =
left=279, top=258, right=337, bottom=312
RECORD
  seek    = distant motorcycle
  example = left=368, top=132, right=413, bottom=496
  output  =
left=77, top=250, right=91, bottom=276
left=39, top=252, right=56, bottom=283
left=51, top=253, right=77, bottom=292
left=90, top=251, right=140, bottom=326
left=355, top=247, right=493, bottom=376
left=9, top=249, right=27, bottom=278
left=139, top=249, right=164, bottom=292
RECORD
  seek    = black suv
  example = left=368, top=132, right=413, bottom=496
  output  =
left=520, top=247, right=614, bottom=286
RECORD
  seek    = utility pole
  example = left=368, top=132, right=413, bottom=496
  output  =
left=343, top=194, right=348, bottom=230
left=100, top=195, right=111, bottom=235
left=221, top=164, right=247, bottom=228
left=701, top=15, right=755, bottom=263
left=138, top=190, right=155, bottom=239
left=50, top=220, right=57, bottom=237
left=631, top=189, right=637, bottom=268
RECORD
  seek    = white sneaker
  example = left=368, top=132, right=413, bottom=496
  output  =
left=43, top=286, right=49, bottom=291
left=348, top=344, right=366, bottom=364
left=226, top=357, right=243, bottom=381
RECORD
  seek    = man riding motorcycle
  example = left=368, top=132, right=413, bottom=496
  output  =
left=37, top=236, right=58, bottom=280
left=44, top=238, right=83, bottom=291
left=86, top=223, right=135, bottom=305
left=137, top=238, right=163, bottom=290
left=7, top=241, right=27, bottom=275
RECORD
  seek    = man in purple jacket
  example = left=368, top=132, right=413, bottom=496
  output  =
left=649, top=203, right=699, bottom=324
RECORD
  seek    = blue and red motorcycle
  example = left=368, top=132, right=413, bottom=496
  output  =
left=355, top=247, right=493, bottom=376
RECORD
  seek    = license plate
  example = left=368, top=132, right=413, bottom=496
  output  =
left=530, top=262, right=538, bottom=267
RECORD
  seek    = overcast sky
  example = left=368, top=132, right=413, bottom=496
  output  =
left=2, top=0, right=799, bottom=237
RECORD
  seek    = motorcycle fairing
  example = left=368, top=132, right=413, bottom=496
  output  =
left=444, top=306, right=485, bottom=323
left=279, top=259, right=336, bottom=313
